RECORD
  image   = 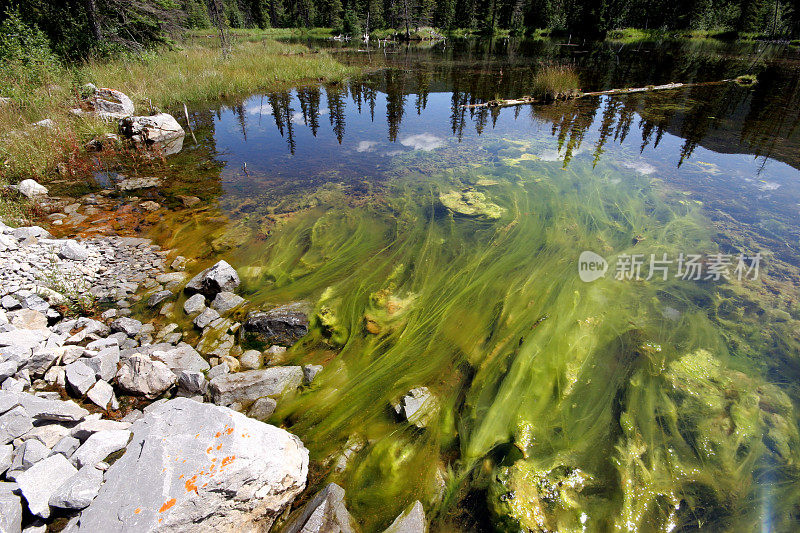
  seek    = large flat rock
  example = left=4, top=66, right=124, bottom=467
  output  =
left=208, top=367, right=303, bottom=406
left=73, top=398, right=308, bottom=532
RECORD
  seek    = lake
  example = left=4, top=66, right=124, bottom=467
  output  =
left=100, top=38, right=800, bottom=531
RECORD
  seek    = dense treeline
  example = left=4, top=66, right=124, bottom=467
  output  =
left=0, top=0, right=798, bottom=61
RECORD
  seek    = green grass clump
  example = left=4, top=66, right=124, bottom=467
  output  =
left=0, top=36, right=358, bottom=189
left=531, top=64, right=581, bottom=100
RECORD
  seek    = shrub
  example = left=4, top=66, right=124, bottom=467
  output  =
left=0, top=10, right=61, bottom=89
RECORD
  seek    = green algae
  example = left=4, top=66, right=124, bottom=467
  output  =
left=145, top=145, right=800, bottom=531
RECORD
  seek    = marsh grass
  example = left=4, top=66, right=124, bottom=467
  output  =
left=0, top=38, right=357, bottom=194
left=531, top=64, right=581, bottom=100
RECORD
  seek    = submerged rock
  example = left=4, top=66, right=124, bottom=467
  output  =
left=72, top=398, right=308, bottom=532
left=281, top=482, right=356, bottom=533
left=392, top=387, right=438, bottom=428
left=384, top=500, right=427, bottom=533
left=439, top=188, right=505, bottom=220
left=243, top=303, right=310, bottom=346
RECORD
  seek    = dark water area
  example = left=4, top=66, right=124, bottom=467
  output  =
left=123, top=38, right=800, bottom=531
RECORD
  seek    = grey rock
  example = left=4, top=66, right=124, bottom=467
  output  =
left=10, top=439, right=49, bottom=471
left=0, top=329, right=49, bottom=351
left=247, top=397, right=276, bottom=420
left=23, top=348, right=58, bottom=377
left=0, top=444, right=12, bottom=475
left=303, top=364, right=323, bottom=385
left=0, top=360, right=18, bottom=382
left=58, top=240, right=89, bottom=261
left=71, top=429, right=131, bottom=468
left=19, top=423, right=69, bottom=448
left=115, top=177, right=161, bottom=191
left=16, top=453, right=78, bottom=518
left=208, top=367, right=303, bottom=406
left=211, top=291, right=245, bottom=314
left=73, top=398, right=308, bottom=533
left=184, top=260, right=240, bottom=298
left=71, top=419, right=131, bottom=441
left=85, top=346, right=120, bottom=381
left=51, top=436, right=81, bottom=459
left=239, top=350, right=263, bottom=370
left=282, top=483, right=356, bottom=533
left=0, top=296, right=21, bottom=311
left=393, top=387, right=437, bottom=428
left=116, top=354, right=176, bottom=399
left=0, top=406, right=32, bottom=444
left=65, top=361, right=96, bottom=396
left=176, top=370, right=207, bottom=395
left=81, top=88, right=134, bottom=119
left=243, top=303, right=309, bottom=346
left=120, top=113, right=184, bottom=144
left=384, top=501, right=427, bottom=533
left=110, top=317, right=143, bottom=338
left=11, top=227, right=51, bottom=241
left=0, top=482, right=22, bottom=533
left=49, top=466, right=103, bottom=510
left=86, top=380, right=115, bottom=410
left=17, top=179, right=48, bottom=199
left=0, top=392, right=88, bottom=422
left=151, top=344, right=209, bottom=372
left=145, top=290, right=172, bottom=308
left=206, top=362, right=229, bottom=381
left=8, top=309, right=47, bottom=330
left=182, top=293, right=206, bottom=315
left=193, top=307, right=220, bottom=329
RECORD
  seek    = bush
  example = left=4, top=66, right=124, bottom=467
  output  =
left=0, top=10, right=61, bottom=88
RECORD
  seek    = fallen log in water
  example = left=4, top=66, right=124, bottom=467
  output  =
left=461, top=79, right=738, bottom=109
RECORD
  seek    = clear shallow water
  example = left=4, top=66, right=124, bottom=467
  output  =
left=129, top=39, right=800, bottom=531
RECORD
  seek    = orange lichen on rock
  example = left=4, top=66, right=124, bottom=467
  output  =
left=134, top=508, right=142, bottom=514
left=159, top=498, right=176, bottom=513
left=185, top=475, right=198, bottom=494
left=221, top=456, right=235, bottom=467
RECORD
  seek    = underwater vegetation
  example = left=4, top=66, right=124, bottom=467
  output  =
left=144, top=134, right=800, bottom=531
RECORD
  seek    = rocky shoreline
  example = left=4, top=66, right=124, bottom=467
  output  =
left=0, top=218, right=425, bottom=532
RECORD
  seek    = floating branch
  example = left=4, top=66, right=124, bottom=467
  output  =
left=461, top=79, right=744, bottom=109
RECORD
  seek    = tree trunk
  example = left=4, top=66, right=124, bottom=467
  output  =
left=85, top=0, right=102, bottom=42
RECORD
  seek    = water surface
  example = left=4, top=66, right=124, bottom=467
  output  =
left=122, top=39, right=800, bottom=531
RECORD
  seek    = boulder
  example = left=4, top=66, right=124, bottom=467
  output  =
left=0, top=406, right=33, bottom=445
left=116, top=354, right=176, bottom=399
left=17, top=179, right=47, bottom=199
left=79, top=88, right=134, bottom=120
left=18, top=422, right=69, bottom=448
left=71, top=429, right=131, bottom=468
left=65, top=361, right=96, bottom=396
left=119, top=113, right=184, bottom=144
left=49, top=466, right=104, bottom=510
left=243, top=303, right=310, bottom=346
left=0, top=444, right=11, bottom=475
left=72, top=398, right=308, bottom=532
left=384, top=501, right=426, bottom=533
left=211, top=292, right=245, bottom=314
left=0, top=482, right=22, bottom=533
left=84, top=346, right=120, bottom=382
left=0, top=392, right=88, bottom=422
left=185, top=260, right=240, bottom=298
left=247, top=397, right=276, bottom=420
left=110, top=317, right=143, bottom=338
left=303, top=364, right=323, bottom=385
left=176, top=370, right=207, bottom=395
left=10, top=439, right=49, bottom=472
left=16, top=453, right=78, bottom=518
left=208, top=367, right=303, bottom=406
left=281, top=483, right=356, bottom=533
left=145, top=290, right=172, bottom=308
left=151, top=344, right=210, bottom=373
left=11, top=226, right=51, bottom=240
left=86, top=380, right=116, bottom=410
left=70, top=419, right=131, bottom=441
left=240, top=350, right=263, bottom=370
left=8, top=309, right=47, bottom=330
left=51, top=436, right=81, bottom=459
left=193, top=307, right=220, bottom=329
left=59, top=240, right=89, bottom=261
left=182, top=293, right=206, bottom=315
left=115, top=177, right=161, bottom=191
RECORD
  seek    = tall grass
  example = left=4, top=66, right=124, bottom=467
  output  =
left=76, top=40, right=356, bottom=109
left=0, top=38, right=358, bottom=189
left=531, top=64, right=581, bottom=100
